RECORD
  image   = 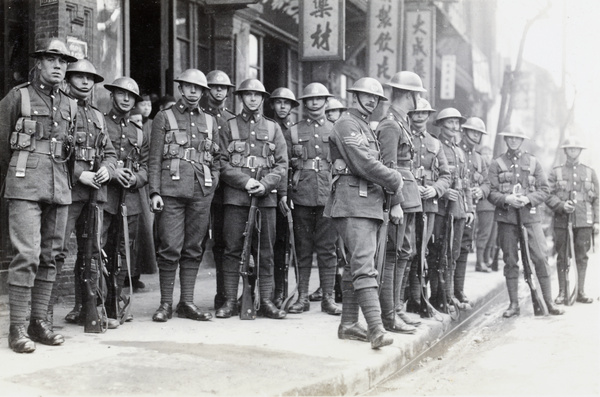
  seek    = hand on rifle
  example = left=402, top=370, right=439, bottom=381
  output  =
left=465, top=212, right=475, bottom=227
left=94, top=166, right=110, bottom=184
left=115, top=168, right=136, bottom=188
left=563, top=200, right=575, bottom=214
left=419, top=185, right=437, bottom=200
left=278, top=196, right=292, bottom=215
left=471, top=187, right=483, bottom=201
left=505, top=193, right=526, bottom=208
left=245, top=178, right=266, bottom=196
left=443, top=188, right=459, bottom=202
left=80, top=171, right=101, bottom=189
left=151, top=193, right=164, bottom=212
left=390, top=204, right=404, bottom=225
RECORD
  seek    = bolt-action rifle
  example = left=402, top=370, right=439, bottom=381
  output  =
left=333, top=237, right=346, bottom=303
left=564, top=191, right=579, bottom=306
left=81, top=151, right=105, bottom=333
left=375, top=192, right=393, bottom=293
left=436, top=199, right=453, bottom=315
left=239, top=166, right=263, bottom=320
left=514, top=184, right=548, bottom=316
left=281, top=208, right=299, bottom=311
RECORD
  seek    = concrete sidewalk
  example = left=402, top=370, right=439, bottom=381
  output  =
left=0, top=254, right=506, bottom=396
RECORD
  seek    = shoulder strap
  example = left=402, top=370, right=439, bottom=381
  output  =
left=69, top=97, right=77, bottom=122
left=92, top=108, right=104, bottom=130
left=267, top=120, right=274, bottom=141
left=496, top=156, right=509, bottom=172
left=529, top=156, right=536, bottom=175
left=290, top=124, right=299, bottom=145
left=165, top=108, right=179, bottom=132
left=19, top=88, right=30, bottom=117
left=555, top=167, right=563, bottom=182
left=229, top=118, right=240, bottom=140
left=205, top=113, right=213, bottom=141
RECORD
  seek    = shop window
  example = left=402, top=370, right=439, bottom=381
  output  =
left=174, top=0, right=213, bottom=82
left=248, top=33, right=262, bottom=80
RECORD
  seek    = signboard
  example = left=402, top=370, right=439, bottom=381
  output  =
left=66, top=36, right=87, bottom=60
left=404, top=6, right=435, bottom=96
left=367, top=0, right=400, bottom=83
left=299, top=0, right=345, bottom=61
left=440, top=54, right=456, bottom=100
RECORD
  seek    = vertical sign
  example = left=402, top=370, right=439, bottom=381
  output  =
left=368, top=0, right=400, bottom=83
left=404, top=6, right=434, bottom=96
left=440, top=55, right=456, bottom=100
left=299, top=0, right=345, bottom=61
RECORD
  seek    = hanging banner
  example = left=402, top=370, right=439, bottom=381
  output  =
left=404, top=5, right=435, bottom=96
left=440, top=54, right=456, bottom=100
left=367, top=0, right=401, bottom=83
left=299, top=0, right=345, bottom=61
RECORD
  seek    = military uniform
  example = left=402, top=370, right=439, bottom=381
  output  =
left=376, top=105, right=422, bottom=330
left=218, top=109, right=288, bottom=318
left=427, top=136, right=473, bottom=309
left=475, top=158, right=498, bottom=271
left=547, top=159, right=598, bottom=302
left=455, top=139, right=490, bottom=300
left=200, top=96, right=235, bottom=310
left=102, top=108, right=149, bottom=319
left=406, top=127, right=451, bottom=312
left=286, top=114, right=339, bottom=314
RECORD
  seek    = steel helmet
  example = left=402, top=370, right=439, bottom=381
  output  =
left=385, top=71, right=427, bottom=92
left=269, top=87, right=300, bottom=107
left=30, top=38, right=78, bottom=63
left=174, top=69, right=209, bottom=90
left=434, top=107, right=466, bottom=126
left=104, top=77, right=142, bottom=100
left=499, top=124, right=529, bottom=139
left=346, top=77, right=388, bottom=101
left=298, top=82, right=333, bottom=100
left=66, top=59, right=104, bottom=83
left=462, top=117, right=487, bottom=134
left=325, top=98, right=347, bottom=112
left=234, top=79, right=270, bottom=97
left=206, top=70, right=235, bottom=87
left=408, top=97, right=436, bottom=114
left=560, top=136, right=586, bottom=149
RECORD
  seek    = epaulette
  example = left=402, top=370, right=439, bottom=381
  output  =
left=12, top=82, right=30, bottom=91
left=130, top=120, right=143, bottom=130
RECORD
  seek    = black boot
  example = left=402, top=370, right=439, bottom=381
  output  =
left=338, top=280, right=367, bottom=342
left=216, top=273, right=240, bottom=318
left=503, top=278, right=520, bottom=318
left=152, top=302, right=173, bottom=322
left=576, top=263, right=593, bottom=303
left=288, top=293, right=310, bottom=313
left=273, top=290, right=284, bottom=309
left=258, top=299, right=286, bottom=319
left=28, top=319, right=64, bottom=346
left=490, top=248, right=499, bottom=271
left=357, top=287, right=393, bottom=349
left=8, top=324, right=36, bottom=353
left=309, top=287, right=323, bottom=301
left=321, top=293, right=342, bottom=315
left=539, top=276, right=564, bottom=316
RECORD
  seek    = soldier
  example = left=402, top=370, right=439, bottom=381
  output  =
left=547, top=136, right=598, bottom=304
left=149, top=69, right=219, bottom=322
left=200, top=70, right=236, bottom=310
left=325, top=98, right=347, bottom=123
left=326, top=77, right=403, bottom=349
left=376, top=71, right=427, bottom=333
left=0, top=38, right=77, bottom=353
left=428, top=108, right=474, bottom=311
left=475, top=145, right=499, bottom=271
left=102, top=76, right=149, bottom=323
left=216, top=78, right=288, bottom=320
left=52, top=59, right=117, bottom=328
left=488, top=125, right=563, bottom=317
left=283, top=82, right=341, bottom=316
left=268, top=87, right=299, bottom=308
left=455, top=117, right=491, bottom=303
left=405, top=98, right=451, bottom=314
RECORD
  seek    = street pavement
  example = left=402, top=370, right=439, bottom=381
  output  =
left=0, top=253, right=506, bottom=396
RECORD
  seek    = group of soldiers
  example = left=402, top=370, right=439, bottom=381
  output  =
left=1, top=38, right=597, bottom=354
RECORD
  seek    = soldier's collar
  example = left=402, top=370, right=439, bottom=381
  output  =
left=77, top=98, right=89, bottom=107
left=348, top=108, right=369, bottom=122
left=565, top=158, right=580, bottom=167
left=506, top=149, right=522, bottom=160
left=175, top=99, right=200, bottom=114
left=241, top=111, right=261, bottom=122
left=34, top=79, right=57, bottom=96
left=307, top=116, right=326, bottom=126
left=459, top=140, right=474, bottom=152
left=107, top=109, right=129, bottom=124
left=388, top=105, right=409, bottom=125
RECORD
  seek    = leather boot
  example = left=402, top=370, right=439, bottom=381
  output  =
left=338, top=280, right=367, bottom=342
left=309, top=287, right=323, bottom=301
left=288, top=293, right=310, bottom=314
left=576, top=263, right=593, bottom=303
left=27, top=319, right=64, bottom=346
left=8, top=324, right=36, bottom=353
left=152, top=302, right=173, bottom=322
left=555, top=262, right=566, bottom=304
left=576, top=291, right=593, bottom=304
left=338, top=322, right=367, bottom=341
left=216, top=273, right=240, bottom=318
left=539, top=276, right=564, bottom=316
left=475, top=249, right=491, bottom=272
left=382, top=313, right=417, bottom=334
left=490, top=248, right=499, bottom=271
left=176, top=302, right=213, bottom=321
left=65, top=265, right=84, bottom=324
left=215, top=300, right=238, bottom=318
left=258, top=299, right=286, bottom=319
left=272, top=290, right=284, bottom=309
left=367, top=326, right=394, bottom=349
left=503, top=278, right=520, bottom=318
left=321, top=293, right=342, bottom=315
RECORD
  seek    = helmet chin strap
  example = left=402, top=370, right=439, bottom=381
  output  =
left=411, top=119, right=427, bottom=132
left=357, top=94, right=374, bottom=115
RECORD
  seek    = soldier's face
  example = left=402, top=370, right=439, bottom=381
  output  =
left=410, top=111, right=429, bottom=124
left=241, top=91, right=263, bottom=111
left=68, top=72, right=95, bottom=100
left=305, top=97, right=327, bottom=112
left=271, top=99, right=292, bottom=118
left=464, top=129, right=483, bottom=145
left=37, top=55, right=68, bottom=86
left=179, top=83, right=202, bottom=105
left=209, top=85, right=228, bottom=102
left=504, top=136, right=524, bottom=150
left=565, top=148, right=582, bottom=160
left=441, top=118, right=461, bottom=132
left=356, top=93, right=379, bottom=114
left=112, top=89, right=135, bottom=113
left=326, top=109, right=341, bottom=122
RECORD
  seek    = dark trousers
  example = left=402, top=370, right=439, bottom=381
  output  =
left=497, top=221, right=550, bottom=280
left=102, top=211, right=139, bottom=286
left=8, top=200, right=68, bottom=287
left=475, top=210, right=495, bottom=255
left=554, top=226, right=592, bottom=291
left=132, top=185, right=157, bottom=276
left=273, top=207, right=288, bottom=294
left=428, top=214, right=465, bottom=301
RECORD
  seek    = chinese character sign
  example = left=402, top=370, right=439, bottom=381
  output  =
left=404, top=7, right=434, bottom=96
left=368, top=0, right=399, bottom=83
left=300, top=0, right=345, bottom=61
left=440, top=55, right=456, bottom=100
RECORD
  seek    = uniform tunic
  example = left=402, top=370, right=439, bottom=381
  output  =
left=0, top=80, right=76, bottom=286
left=326, top=108, right=402, bottom=290
left=488, top=149, right=550, bottom=279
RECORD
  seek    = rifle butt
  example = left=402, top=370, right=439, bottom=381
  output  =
left=239, top=276, right=256, bottom=320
